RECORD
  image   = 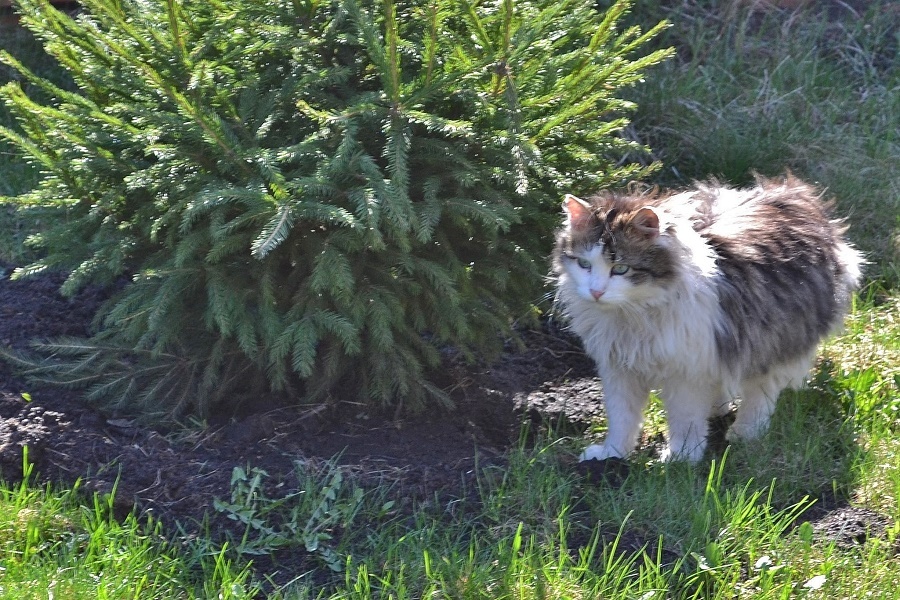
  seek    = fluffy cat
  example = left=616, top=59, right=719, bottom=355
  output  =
left=552, top=174, right=863, bottom=463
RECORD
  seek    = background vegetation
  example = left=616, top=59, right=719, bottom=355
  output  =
left=624, top=0, right=899, bottom=284
left=0, top=0, right=898, bottom=598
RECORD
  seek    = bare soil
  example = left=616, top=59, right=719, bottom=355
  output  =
left=0, top=267, right=599, bottom=521
left=0, top=267, right=892, bottom=584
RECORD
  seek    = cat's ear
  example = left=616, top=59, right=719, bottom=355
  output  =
left=630, top=206, right=660, bottom=240
left=563, top=194, right=593, bottom=229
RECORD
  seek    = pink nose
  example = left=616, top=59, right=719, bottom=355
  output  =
left=590, top=289, right=604, bottom=300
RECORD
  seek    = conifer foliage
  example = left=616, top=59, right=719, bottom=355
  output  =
left=0, top=0, right=670, bottom=417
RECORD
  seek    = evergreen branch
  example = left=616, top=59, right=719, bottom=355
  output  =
left=343, top=0, right=392, bottom=98
left=166, top=0, right=188, bottom=60
left=207, top=235, right=252, bottom=265
left=251, top=203, right=295, bottom=259
left=310, top=309, right=361, bottom=355
left=404, top=110, right=473, bottom=139
left=613, top=20, right=673, bottom=57
left=309, top=245, right=355, bottom=295
left=385, top=117, right=412, bottom=218
left=284, top=318, right=317, bottom=378
left=181, top=185, right=272, bottom=234
left=422, top=3, right=444, bottom=86
left=382, top=0, right=401, bottom=108
left=0, top=119, right=57, bottom=172
left=413, top=177, right=443, bottom=243
left=67, top=11, right=252, bottom=177
left=0, top=52, right=93, bottom=114
left=457, top=0, right=494, bottom=56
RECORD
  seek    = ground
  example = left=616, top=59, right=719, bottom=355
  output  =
left=0, top=267, right=890, bottom=580
left=0, top=266, right=600, bottom=522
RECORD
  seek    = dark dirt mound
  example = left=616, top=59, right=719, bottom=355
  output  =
left=813, top=506, right=896, bottom=549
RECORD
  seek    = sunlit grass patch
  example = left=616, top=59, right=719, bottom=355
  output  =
left=823, top=295, right=900, bottom=421
left=0, top=452, right=257, bottom=600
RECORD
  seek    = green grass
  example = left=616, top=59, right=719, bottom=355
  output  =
left=0, top=450, right=258, bottom=599
left=627, top=0, right=900, bottom=284
left=0, top=1, right=898, bottom=598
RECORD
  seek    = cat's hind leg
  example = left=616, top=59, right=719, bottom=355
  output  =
left=728, top=356, right=811, bottom=442
left=660, top=380, right=720, bottom=463
left=579, top=375, right=650, bottom=462
left=727, top=375, right=781, bottom=442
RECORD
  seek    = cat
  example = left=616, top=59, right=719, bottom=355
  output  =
left=552, top=174, right=863, bottom=463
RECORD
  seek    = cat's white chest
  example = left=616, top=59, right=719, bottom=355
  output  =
left=568, top=285, right=720, bottom=383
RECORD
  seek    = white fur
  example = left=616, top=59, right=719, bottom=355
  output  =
left=559, top=198, right=818, bottom=463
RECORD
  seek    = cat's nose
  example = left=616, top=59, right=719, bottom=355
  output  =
left=590, top=289, right=604, bottom=300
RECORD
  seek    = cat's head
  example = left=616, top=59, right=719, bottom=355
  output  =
left=553, top=192, right=678, bottom=307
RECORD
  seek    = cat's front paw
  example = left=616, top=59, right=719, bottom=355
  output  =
left=578, top=443, right=623, bottom=462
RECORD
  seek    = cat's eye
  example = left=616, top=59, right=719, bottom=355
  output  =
left=610, top=263, right=630, bottom=275
left=576, top=258, right=592, bottom=270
